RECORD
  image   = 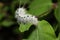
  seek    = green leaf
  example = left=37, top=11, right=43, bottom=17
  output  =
left=3, top=6, right=8, bottom=12
left=54, top=0, right=60, bottom=23
left=10, top=0, right=19, bottom=14
left=54, top=0, right=60, bottom=33
left=13, top=27, right=20, bottom=34
left=38, top=20, right=56, bottom=36
left=20, top=0, right=30, bottom=5
left=23, top=20, right=56, bottom=40
left=2, top=20, right=14, bottom=27
left=28, top=0, right=52, bottom=16
left=0, top=13, right=5, bottom=20
left=19, top=23, right=32, bottom=32
left=54, top=7, right=60, bottom=23
left=56, top=33, right=60, bottom=40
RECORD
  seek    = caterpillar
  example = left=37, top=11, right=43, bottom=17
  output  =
left=15, top=7, right=38, bottom=25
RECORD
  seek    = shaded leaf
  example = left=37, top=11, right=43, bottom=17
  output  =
left=2, top=20, right=14, bottom=27
left=54, top=0, right=60, bottom=33
left=54, top=0, right=60, bottom=23
left=0, top=13, right=5, bottom=20
left=56, top=33, right=60, bottom=40
left=54, top=7, right=60, bottom=23
left=13, top=27, right=20, bottom=34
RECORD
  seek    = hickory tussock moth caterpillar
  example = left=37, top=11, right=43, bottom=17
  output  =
left=15, top=7, right=38, bottom=25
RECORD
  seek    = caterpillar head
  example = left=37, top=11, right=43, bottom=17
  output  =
left=15, top=7, right=26, bottom=17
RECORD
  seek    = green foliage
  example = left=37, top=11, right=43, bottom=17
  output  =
left=19, top=23, right=32, bottom=32
left=0, top=0, right=60, bottom=40
left=0, top=13, right=5, bottom=20
left=20, top=0, right=30, bottom=5
left=56, top=33, right=60, bottom=40
left=1, top=20, right=14, bottom=27
left=10, top=0, right=19, bottom=14
left=23, top=20, right=56, bottom=40
left=28, top=0, right=52, bottom=16
left=54, top=0, right=60, bottom=36
left=54, top=4, right=60, bottom=23
left=37, top=20, right=55, bottom=36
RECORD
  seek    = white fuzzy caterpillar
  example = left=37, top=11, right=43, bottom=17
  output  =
left=15, top=7, right=38, bottom=25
